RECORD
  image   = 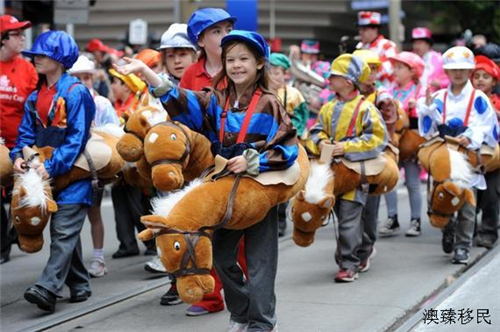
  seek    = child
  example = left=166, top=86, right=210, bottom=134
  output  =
left=309, top=54, right=388, bottom=282
left=471, top=55, right=500, bottom=249
left=417, top=46, right=499, bottom=264
left=68, top=55, right=120, bottom=278
left=269, top=52, right=309, bottom=237
left=143, top=23, right=198, bottom=307
left=380, top=52, right=425, bottom=237
left=108, top=69, right=146, bottom=124
left=11, top=31, right=95, bottom=313
left=115, top=29, right=296, bottom=332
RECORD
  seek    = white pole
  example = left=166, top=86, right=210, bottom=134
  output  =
left=66, top=23, right=74, bottom=38
left=389, top=0, right=401, bottom=50
left=270, top=0, right=275, bottom=39
left=173, top=0, right=180, bottom=23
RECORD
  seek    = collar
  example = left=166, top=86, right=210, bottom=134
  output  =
left=336, top=89, right=360, bottom=103
left=369, top=35, right=385, bottom=48
left=195, top=57, right=208, bottom=78
left=226, top=83, right=259, bottom=110
left=395, top=80, right=416, bottom=92
left=447, top=80, right=473, bottom=100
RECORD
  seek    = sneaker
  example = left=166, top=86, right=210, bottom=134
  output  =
left=405, top=219, right=421, bottom=237
left=145, top=256, right=167, bottom=274
left=334, top=269, right=358, bottom=282
left=442, top=228, right=455, bottom=254
left=160, top=283, right=182, bottom=306
left=185, top=305, right=211, bottom=316
left=379, top=216, right=400, bottom=237
left=88, top=258, right=108, bottom=278
left=226, top=319, right=249, bottom=332
left=452, top=248, right=469, bottom=264
left=359, top=247, right=377, bottom=273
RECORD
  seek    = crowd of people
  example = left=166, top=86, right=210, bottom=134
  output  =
left=1, top=7, right=499, bottom=332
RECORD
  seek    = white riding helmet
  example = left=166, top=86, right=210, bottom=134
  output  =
left=157, top=23, right=197, bottom=51
left=442, top=46, right=475, bottom=70
left=68, top=55, right=96, bottom=75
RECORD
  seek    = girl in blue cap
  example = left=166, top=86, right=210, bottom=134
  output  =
left=10, top=30, right=96, bottom=313
left=115, top=29, right=296, bottom=332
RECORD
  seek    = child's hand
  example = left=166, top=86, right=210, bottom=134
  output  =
left=113, top=57, right=147, bottom=76
left=425, top=87, right=435, bottom=106
left=227, top=156, right=248, bottom=174
left=34, top=162, right=50, bottom=179
left=13, top=158, right=26, bottom=174
left=332, top=142, right=345, bottom=156
left=457, top=136, right=471, bottom=147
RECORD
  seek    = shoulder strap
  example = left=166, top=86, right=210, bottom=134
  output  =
left=47, top=82, right=81, bottom=127
left=219, top=89, right=263, bottom=144
left=346, top=97, right=365, bottom=137
left=442, top=89, right=476, bottom=127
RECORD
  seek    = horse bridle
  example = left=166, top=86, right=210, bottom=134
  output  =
left=148, top=121, right=192, bottom=168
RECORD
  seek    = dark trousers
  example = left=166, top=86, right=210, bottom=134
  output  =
left=213, top=206, right=278, bottom=332
left=37, top=204, right=90, bottom=296
left=111, top=184, right=153, bottom=253
left=1, top=188, right=16, bottom=260
left=476, top=169, right=500, bottom=242
left=277, top=201, right=288, bottom=234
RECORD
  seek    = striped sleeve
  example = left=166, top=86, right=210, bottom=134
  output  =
left=309, top=102, right=333, bottom=145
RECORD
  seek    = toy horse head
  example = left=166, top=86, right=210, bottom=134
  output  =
left=290, top=162, right=335, bottom=247
left=427, top=148, right=476, bottom=229
left=116, top=100, right=167, bottom=162
left=11, top=168, right=57, bottom=253
left=143, top=121, right=192, bottom=192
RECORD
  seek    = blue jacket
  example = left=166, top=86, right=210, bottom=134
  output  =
left=11, top=73, right=96, bottom=205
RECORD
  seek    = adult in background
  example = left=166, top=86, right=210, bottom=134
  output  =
left=0, top=15, right=38, bottom=264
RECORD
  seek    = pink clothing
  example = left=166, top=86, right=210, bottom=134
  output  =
left=392, top=81, right=424, bottom=118
left=357, top=35, right=398, bottom=89
left=420, top=50, right=449, bottom=91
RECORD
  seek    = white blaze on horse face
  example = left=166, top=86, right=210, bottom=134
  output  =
left=31, top=217, right=41, bottom=226
left=301, top=212, right=312, bottom=222
left=157, top=247, right=162, bottom=257
left=149, top=133, right=159, bottom=143
left=451, top=197, right=460, bottom=206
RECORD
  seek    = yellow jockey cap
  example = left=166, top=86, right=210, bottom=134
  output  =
left=330, top=53, right=371, bottom=86
left=352, top=49, right=381, bottom=67
left=109, top=69, right=147, bottom=94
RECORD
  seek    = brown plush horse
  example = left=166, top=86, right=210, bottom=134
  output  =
left=137, top=145, right=310, bottom=304
left=11, top=156, right=57, bottom=253
left=392, top=105, right=409, bottom=148
left=116, top=103, right=168, bottom=162
left=142, top=121, right=215, bottom=192
left=290, top=162, right=335, bottom=247
left=1, top=138, right=13, bottom=188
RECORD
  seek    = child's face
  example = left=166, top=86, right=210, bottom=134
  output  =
left=301, top=53, right=317, bottom=64
left=392, top=61, right=413, bottom=86
left=225, top=43, right=263, bottom=90
left=366, top=63, right=379, bottom=85
left=329, top=75, right=351, bottom=93
left=446, top=69, right=472, bottom=86
left=472, top=69, right=496, bottom=94
left=33, top=55, right=62, bottom=75
left=74, top=73, right=94, bottom=90
left=165, top=48, right=196, bottom=79
left=110, top=77, right=128, bottom=102
left=412, top=40, right=430, bottom=57
left=198, top=21, right=233, bottom=59
left=358, top=26, right=378, bottom=44
left=269, top=65, right=286, bottom=86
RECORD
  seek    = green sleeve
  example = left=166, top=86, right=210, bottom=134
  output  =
left=291, top=101, right=310, bottom=137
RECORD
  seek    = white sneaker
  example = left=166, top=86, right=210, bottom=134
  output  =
left=144, top=256, right=167, bottom=274
left=226, top=319, right=248, bottom=332
left=88, top=258, right=108, bottom=278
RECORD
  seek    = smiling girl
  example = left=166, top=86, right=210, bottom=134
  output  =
left=115, top=30, right=296, bottom=332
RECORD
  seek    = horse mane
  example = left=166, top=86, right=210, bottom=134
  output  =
left=449, top=149, right=473, bottom=189
left=13, top=169, right=51, bottom=211
left=304, top=162, right=333, bottom=204
left=0, top=137, right=4, bottom=145
left=151, top=178, right=204, bottom=217
left=140, top=108, right=168, bottom=127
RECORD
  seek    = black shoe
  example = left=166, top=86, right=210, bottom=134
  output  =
left=0, top=254, right=10, bottom=264
left=477, top=237, right=495, bottom=249
left=70, top=289, right=92, bottom=303
left=452, top=248, right=469, bottom=265
left=24, top=286, right=56, bottom=313
left=379, top=215, right=400, bottom=237
left=144, top=248, right=157, bottom=256
left=112, top=249, right=140, bottom=259
left=160, top=284, right=182, bottom=306
left=442, top=225, right=455, bottom=254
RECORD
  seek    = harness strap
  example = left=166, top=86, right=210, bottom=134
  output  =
left=442, top=89, right=476, bottom=127
left=220, top=89, right=263, bottom=143
left=148, top=121, right=192, bottom=167
left=83, top=149, right=100, bottom=191
left=346, top=97, right=365, bottom=137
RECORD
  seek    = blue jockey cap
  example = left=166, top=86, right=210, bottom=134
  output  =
left=187, top=8, right=237, bottom=46
left=22, top=30, right=79, bottom=68
left=221, top=30, right=270, bottom=60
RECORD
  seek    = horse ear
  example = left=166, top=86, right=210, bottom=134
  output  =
left=139, top=114, right=149, bottom=128
left=443, top=182, right=460, bottom=197
left=141, top=214, right=170, bottom=229
left=462, top=188, right=476, bottom=207
left=47, top=199, right=58, bottom=213
left=138, top=228, right=155, bottom=241
left=296, top=190, right=306, bottom=201
left=141, top=93, right=150, bottom=107
left=319, top=194, right=335, bottom=210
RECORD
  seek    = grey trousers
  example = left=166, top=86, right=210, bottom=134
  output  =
left=213, top=206, right=278, bottom=332
left=37, top=204, right=90, bottom=296
left=385, top=160, right=422, bottom=220
left=362, top=195, right=380, bottom=244
left=446, top=190, right=477, bottom=251
left=334, top=199, right=372, bottom=271
left=477, top=169, right=500, bottom=242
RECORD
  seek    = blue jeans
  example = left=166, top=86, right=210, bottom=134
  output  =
left=385, top=160, right=422, bottom=220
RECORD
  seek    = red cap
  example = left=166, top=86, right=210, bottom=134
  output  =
left=0, top=15, right=32, bottom=33
left=473, top=55, right=500, bottom=80
left=86, top=38, right=109, bottom=53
